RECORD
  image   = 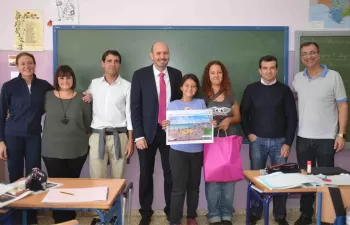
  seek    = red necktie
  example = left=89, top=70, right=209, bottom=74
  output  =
left=158, top=72, right=166, bottom=124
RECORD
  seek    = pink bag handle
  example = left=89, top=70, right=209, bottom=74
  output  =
left=217, top=129, right=228, bottom=137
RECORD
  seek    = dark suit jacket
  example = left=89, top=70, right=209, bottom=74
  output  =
left=130, top=65, right=182, bottom=144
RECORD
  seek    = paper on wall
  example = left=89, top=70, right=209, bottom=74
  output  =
left=8, top=55, right=17, bottom=67
left=14, top=10, right=43, bottom=51
left=11, top=71, right=19, bottom=79
left=50, top=0, right=79, bottom=25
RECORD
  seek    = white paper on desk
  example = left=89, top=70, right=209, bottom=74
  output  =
left=42, top=187, right=108, bottom=203
left=317, top=174, right=350, bottom=186
left=255, top=172, right=324, bottom=190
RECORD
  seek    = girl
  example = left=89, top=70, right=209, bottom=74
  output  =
left=202, top=61, right=241, bottom=225
left=162, top=74, right=216, bottom=225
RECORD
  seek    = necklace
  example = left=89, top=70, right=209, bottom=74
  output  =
left=58, top=91, right=73, bottom=125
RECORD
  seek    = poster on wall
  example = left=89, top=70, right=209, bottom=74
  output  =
left=51, top=0, right=79, bottom=25
left=309, top=0, right=350, bottom=28
left=8, top=55, right=16, bottom=67
left=14, top=10, right=43, bottom=51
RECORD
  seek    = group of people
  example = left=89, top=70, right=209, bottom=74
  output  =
left=0, top=41, right=347, bottom=225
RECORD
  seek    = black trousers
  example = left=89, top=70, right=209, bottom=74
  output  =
left=5, top=134, right=41, bottom=225
left=169, top=148, right=203, bottom=224
left=296, top=136, right=335, bottom=218
left=137, top=125, right=172, bottom=219
left=42, top=154, right=87, bottom=223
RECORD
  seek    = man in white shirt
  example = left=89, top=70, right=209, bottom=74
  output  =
left=292, top=42, right=348, bottom=225
left=86, top=50, right=134, bottom=179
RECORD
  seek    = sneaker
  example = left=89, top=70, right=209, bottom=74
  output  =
left=294, top=216, right=312, bottom=225
left=187, top=218, right=197, bottom=225
left=222, top=220, right=233, bottom=225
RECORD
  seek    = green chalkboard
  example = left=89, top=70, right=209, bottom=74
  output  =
left=53, top=26, right=289, bottom=138
left=294, top=31, right=350, bottom=141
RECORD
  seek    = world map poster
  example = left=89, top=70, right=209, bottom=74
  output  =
left=309, top=0, right=350, bottom=28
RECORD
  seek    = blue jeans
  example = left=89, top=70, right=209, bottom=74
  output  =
left=249, top=137, right=288, bottom=220
left=205, top=182, right=236, bottom=223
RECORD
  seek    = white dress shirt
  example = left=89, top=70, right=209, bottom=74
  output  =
left=153, top=65, right=172, bottom=107
left=87, top=75, right=132, bottom=130
left=261, top=78, right=277, bottom=85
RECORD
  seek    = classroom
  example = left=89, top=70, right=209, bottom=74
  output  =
left=1, top=0, right=350, bottom=225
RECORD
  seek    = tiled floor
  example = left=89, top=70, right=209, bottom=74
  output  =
left=37, top=211, right=316, bottom=225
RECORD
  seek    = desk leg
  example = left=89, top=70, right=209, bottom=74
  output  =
left=263, top=195, right=272, bottom=225
left=316, top=192, right=322, bottom=225
left=246, top=182, right=252, bottom=225
left=22, top=210, right=27, bottom=225
left=116, top=195, right=122, bottom=225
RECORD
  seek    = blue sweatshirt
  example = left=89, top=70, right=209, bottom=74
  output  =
left=0, top=74, right=53, bottom=141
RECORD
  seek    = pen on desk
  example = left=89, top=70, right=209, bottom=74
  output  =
left=60, top=191, right=74, bottom=196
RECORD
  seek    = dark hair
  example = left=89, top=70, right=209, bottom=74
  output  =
left=202, top=61, right=232, bottom=99
left=54, top=65, right=77, bottom=91
left=180, top=73, right=200, bottom=98
left=300, top=42, right=320, bottom=52
left=259, top=55, right=278, bottom=69
left=16, top=52, right=36, bottom=65
left=101, top=50, right=122, bottom=63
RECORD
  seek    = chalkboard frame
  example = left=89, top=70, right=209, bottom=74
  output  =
left=294, top=30, right=350, bottom=77
left=52, top=25, right=289, bottom=144
left=53, top=25, right=289, bottom=83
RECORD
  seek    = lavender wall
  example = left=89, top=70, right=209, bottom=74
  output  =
left=1, top=50, right=350, bottom=211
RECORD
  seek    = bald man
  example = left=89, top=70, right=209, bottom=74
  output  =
left=130, top=42, right=182, bottom=225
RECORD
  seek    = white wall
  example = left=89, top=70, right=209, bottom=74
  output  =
left=0, top=0, right=311, bottom=51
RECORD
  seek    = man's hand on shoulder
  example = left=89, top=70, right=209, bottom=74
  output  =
left=82, top=92, right=92, bottom=103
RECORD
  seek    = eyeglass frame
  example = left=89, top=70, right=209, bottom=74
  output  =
left=300, top=51, right=319, bottom=58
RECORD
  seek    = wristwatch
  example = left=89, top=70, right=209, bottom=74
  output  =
left=337, top=133, right=347, bottom=139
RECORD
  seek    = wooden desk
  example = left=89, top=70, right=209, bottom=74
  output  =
left=7, top=178, right=126, bottom=225
left=244, top=170, right=318, bottom=193
left=244, top=170, right=317, bottom=225
left=315, top=186, right=350, bottom=224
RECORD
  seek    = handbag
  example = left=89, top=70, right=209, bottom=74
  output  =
left=266, top=163, right=300, bottom=174
left=203, top=130, right=244, bottom=182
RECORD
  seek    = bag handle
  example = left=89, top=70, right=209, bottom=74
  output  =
left=217, top=129, right=228, bottom=137
left=211, top=90, right=224, bottom=101
left=328, top=187, right=346, bottom=217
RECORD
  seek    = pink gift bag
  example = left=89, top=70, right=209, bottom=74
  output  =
left=203, top=132, right=244, bottom=182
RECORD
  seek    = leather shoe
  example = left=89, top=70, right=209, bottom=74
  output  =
left=294, top=216, right=312, bottom=225
left=139, top=217, right=151, bottom=225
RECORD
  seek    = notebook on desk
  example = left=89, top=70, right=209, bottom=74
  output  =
left=311, top=167, right=350, bottom=175
left=255, top=172, right=324, bottom=190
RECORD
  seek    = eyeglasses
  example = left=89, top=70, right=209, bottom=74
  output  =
left=300, top=51, right=318, bottom=58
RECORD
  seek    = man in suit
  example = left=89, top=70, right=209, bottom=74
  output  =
left=131, top=42, right=182, bottom=225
